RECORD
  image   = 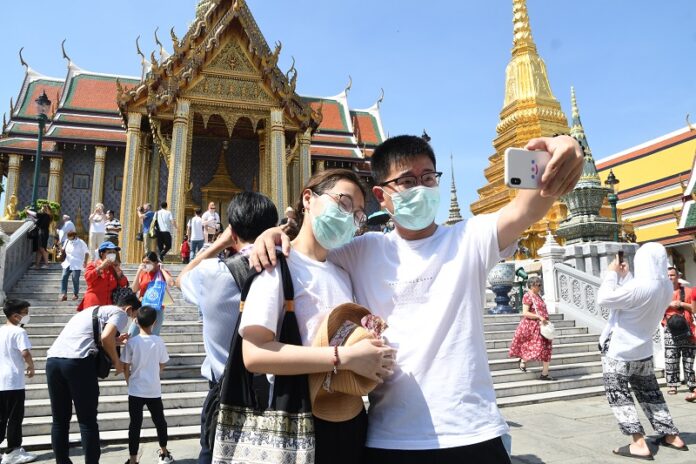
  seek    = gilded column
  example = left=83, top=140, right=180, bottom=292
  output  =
left=149, top=145, right=161, bottom=208
left=257, top=128, right=270, bottom=197
left=119, top=113, right=143, bottom=263
left=47, top=157, right=63, bottom=204
left=90, top=146, right=107, bottom=211
left=298, top=128, right=312, bottom=190
left=269, top=108, right=288, bottom=210
left=166, top=99, right=191, bottom=250
left=4, top=155, right=21, bottom=213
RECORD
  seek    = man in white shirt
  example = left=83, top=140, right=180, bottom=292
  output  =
left=187, top=208, right=205, bottom=260
left=253, top=134, right=584, bottom=463
left=59, top=231, right=89, bottom=301
left=104, top=210, right=122, bottom=246
left=155, top=202, right=177, bottom=261
left=58, top=215, right=75, bottom=245
left=597, top=244, right=686, bottom=459
left=201, top=202, right=220, bottom=244
left=177, top=192, right=279, bottom=464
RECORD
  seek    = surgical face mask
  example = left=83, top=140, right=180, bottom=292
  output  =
left=311, top=195, right=357, bottom=250
left=106, top=253, right=117, bottom=262
left=19, top=315, right=30, bottom=326
left=383, top=185, right=440, bottom=231
left=145, top=264, right=154, bottom=273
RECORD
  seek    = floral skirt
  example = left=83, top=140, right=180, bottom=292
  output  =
left=508, top=318, right=552, bottom=362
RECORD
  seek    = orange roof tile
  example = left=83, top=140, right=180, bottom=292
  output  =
left=0, top=138, right=56, bottom=152
left=307, top=100, right=349, bottom=133
left=54, top=113, right=123, bottom=128
left=310, top=146, right=359, bottom=158
left=16, top=79, right=64, bottom=118
left=351, top=112, right=382, bottom=145
left=48, top=126, right=126, bottom=143
left=63, top=75, right=138, bottom=113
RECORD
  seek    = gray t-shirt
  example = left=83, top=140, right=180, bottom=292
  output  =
left=180, top=255, right=243, bottom=381
left=47, top=305, right=129, bottom=359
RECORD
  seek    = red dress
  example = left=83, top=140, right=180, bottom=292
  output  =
left=508, top=291, right=552, bottom=362
left=77, top=261, right=129, bottom=311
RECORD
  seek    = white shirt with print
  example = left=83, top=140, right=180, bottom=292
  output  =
left=121, top=334, right=169, bottom=398
left=0, top=325, right=32, bottom=390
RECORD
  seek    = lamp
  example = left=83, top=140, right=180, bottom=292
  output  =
left=605, top=169, right=620, bottom=242
left=30, top=90, right=51, bottom=208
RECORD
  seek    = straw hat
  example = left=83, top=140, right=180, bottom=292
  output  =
left=309, top=303, right=379, bottom=422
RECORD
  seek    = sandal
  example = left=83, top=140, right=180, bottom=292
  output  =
left=519, top=360, right=527, bottom=372
left=539, top=374, right=555, bottom=381
left=667, top=388, right=678, bottom=395
left=653, top=436, right=689, bottom=451
left=685, top=392, right=696, bottom=403
left=612, top=444, right=654, bottom=460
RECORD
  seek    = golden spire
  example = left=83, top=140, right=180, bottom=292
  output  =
left=445, top=153, right=463, bottom=226
left=512, top=0, right=536, bottom=56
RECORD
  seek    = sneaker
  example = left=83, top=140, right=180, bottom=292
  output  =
left=40, top=264, right=48, bottom=269
left=157, top=451, right=174, bottom=464
left=2, top=448, right=37, bottom=464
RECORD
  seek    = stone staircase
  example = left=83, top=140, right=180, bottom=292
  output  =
left=1, top=263, right=662, bottom=449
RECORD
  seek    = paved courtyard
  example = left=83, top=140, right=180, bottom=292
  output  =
left=30, top=389, right=695, bottom=464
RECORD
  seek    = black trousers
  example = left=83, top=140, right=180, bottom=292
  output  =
left=156, top=231, right=172, bottom=260
left=365, top=437, right=511, bottom=464
left=314, top=408, right=368, bottom=464
left=198, top=381, right=216, bottom=464
left=0, top=389, right=25, bottom=453
left=128, top=395, right=168, bottom=456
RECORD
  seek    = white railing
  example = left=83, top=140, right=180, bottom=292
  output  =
left=553, top=262, right=664, bottom=368
left=0, top=221, right=36, bottom=303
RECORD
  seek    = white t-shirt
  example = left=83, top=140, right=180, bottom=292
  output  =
left=239, top=248, right=354, bottom=347
left=180, top=255, right=244, bottom=381
left=47, top=305, right=129, bottom=359
left=157, top=210, right=174, bottom=233
left=61, top=238, right=89, bottom=271
left=201, top=211, right=220, bottom=234
left=0, top=325, right=31, bottom=390
left=328, top=213, right=514, bottom=450
left=187, top=216, right=205, bottom=242
left=90, top=214, right=106, bottom=234
left=120, top=334, right=169, bottom=398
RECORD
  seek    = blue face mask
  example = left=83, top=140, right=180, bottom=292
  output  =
left=311, top=197, right=356, bottom=250
left=385, top=186, right=440, bottom=231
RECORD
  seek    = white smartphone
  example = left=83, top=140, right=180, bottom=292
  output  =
left=504, top=148, right=551, bottom=189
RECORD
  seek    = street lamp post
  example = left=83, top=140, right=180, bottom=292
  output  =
left=605, top=169, right=620, bottom=242
left=30, top=90, right=51, bottom=209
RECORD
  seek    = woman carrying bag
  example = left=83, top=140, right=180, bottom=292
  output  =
left=129, top=251, right=174, bottom=337
left=220, top=169, right=396, bottom=464
left=508, top=275, right=555, bottom=380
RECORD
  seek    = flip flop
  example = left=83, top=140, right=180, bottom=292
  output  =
left=519, top=360, right=527, bottom=372
left=685, top=392, right=696, bottom=403
left=654, top=436, right=689, bottom=451
left=667, top=388, right=678, bottom=395
left=612, top=445, right=654, bottom=460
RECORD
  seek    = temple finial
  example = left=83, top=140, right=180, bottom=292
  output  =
left=61, top=39, right=72, bottom=64
left=18, top=47, right=28, bottom=70
left=135, top=36, right=145, bottom=59
left=375, top=88, right=384, bottom=108
left=571, top=85, right=579, bottom=119
left=445, top=153, right=463, bottom=225
left=512, top=0, right=537, bottom=56
left=344, top=75, right=352, bottom=95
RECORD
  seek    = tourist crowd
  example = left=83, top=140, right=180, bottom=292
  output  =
left=4, top=133, right=693, bottom=463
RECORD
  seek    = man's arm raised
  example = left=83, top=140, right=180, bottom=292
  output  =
left=497, top=135, right=583, bottom=251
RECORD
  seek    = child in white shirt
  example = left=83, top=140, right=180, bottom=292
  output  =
left=0, top=299, right=36, bottom=464
left=121, top=306, right=172, bottom=464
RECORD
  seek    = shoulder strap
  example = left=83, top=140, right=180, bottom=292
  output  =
left=224, top=253, right=254, bottom=292
left=239, top=251, right=293, bottom=307
left=680, top=286, right=686, bottom=303
left=91, top=306, right=102, bottom=348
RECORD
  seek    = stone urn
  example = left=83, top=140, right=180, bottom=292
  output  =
left=488, top=261, right=515, bottom=314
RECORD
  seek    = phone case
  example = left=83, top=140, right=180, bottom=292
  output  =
left=504, top=148, right=551, bottom=189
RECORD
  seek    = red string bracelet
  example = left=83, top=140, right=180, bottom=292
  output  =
left=332, top=345, right=340, bottom=374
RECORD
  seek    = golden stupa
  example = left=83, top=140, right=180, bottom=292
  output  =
left=471, top=0, right=570, bottom=257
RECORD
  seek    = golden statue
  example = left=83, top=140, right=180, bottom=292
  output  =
left=2, top=194, right=19, bottom=220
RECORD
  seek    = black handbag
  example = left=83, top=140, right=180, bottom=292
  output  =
left=110, top=268, right=135, bottom=305
left=92, top=306, right=112, bottom=379
left=27, top=226, right=38, bottom=240
left=212, top=252, right=314, bottom=463
left=667, top=287, right=694, bottom=343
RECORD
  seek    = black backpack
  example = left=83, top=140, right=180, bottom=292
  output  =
left=667, top=287, right=693, bottom=343
left=201, top=253, right=259, bottom=451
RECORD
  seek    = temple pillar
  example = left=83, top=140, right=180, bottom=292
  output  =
left=119, top=113, right=143, bottom=263
left=47, top=157, right=63, bottom=204
left=149, top=145, right=161, bottom=208
left=4, top=155, right=21, bottom=213
left=299, top=128, right=312, bottom=189
left=257, top=128, right=270, bottom=197
left=269, top=108, right=288, bottom=210
left=90, top=146, right=107, bottom=210
left=166, top=99, right=191, bottom=250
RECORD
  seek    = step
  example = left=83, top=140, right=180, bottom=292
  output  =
left=30, top=353, right=206, bottom=371
left=490, top=361, right=605, bottom=383
left=22, top=305, right=201, bottom=314
left=483, top=320, right=576, bottom=332
left=23, top=321, right=203, bottom=336
left=24, top=391, right=207, bottom=417
left=486, top=341, right=597, bottom=360
left=486, top=333, right=599, bottom=350
left=481, top=314, right=565, bottom=324
left=496, top=378, right=667, bottom=407
left=22, top=406, right=201, bottom=436
left=26, top=365, right=205, bottom=384
left=485, top=326, right=589, bottom=341
left=488, top=351, right=601, bottom=371
left=27, top=312, right=201, bottom=324
left=29, top=341, right=205, bottom=357
left=24, top=378, right=209, bottom=400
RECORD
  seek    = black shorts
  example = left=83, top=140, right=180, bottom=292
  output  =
left=314, top=408, right=367, bottom=464
left=364, top=437, right=511, bottom=464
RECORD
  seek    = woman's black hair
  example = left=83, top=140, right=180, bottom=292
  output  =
left=143, top=251, right=160, bottom=263
left=227, top=192, right=279, bottom=242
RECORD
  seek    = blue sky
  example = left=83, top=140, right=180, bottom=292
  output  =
left=1, top=1, right=694, bottom=222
